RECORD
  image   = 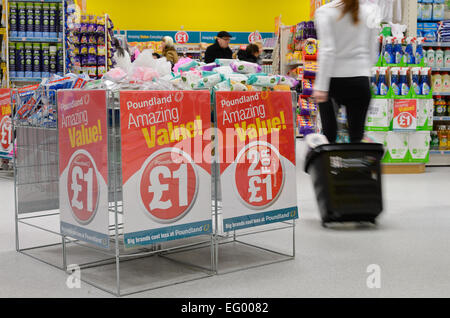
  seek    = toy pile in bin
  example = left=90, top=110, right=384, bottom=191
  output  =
left=12, top=74, right=90, bottom=128
left=66, top=4, right=115, bottom=79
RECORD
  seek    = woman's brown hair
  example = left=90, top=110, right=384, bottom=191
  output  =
left=339, top=0, right=359, bottom=24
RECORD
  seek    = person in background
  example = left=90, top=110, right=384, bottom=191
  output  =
left=254, top=41, right=264, bottom=65
left=161, top=36, right=179, bottom=66
left=313, top=0, right=378, bottom=143
left=204, top=31, right=233, bottom=63
left=112, top=37, right=132, bottom=71
left=237, top=44, right=260, bottom=63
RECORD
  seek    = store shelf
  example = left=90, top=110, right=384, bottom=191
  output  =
left=9, top=0, right=62, bottom=2
left=263, top=47, right=274, bottom=50
left=434, top=116, right=450, bottom=121
left=422, top=42, right=450, bottom=48
left=262, top=59, right=273, bottom=63
left=433, top=92, right=450, bottom=96
left=286, top=61, right=303, bottom=67
left=9, top=37, right=62, bottom=43
left=10, top=77, right=42, bottom=82
left=430, top=150, right=450, bottom=155
left=431, top=68, right=450, bottom=72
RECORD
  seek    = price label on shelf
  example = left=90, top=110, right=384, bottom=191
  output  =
left=138, top=149, right=198, bottom=223
left=393, top=99, right=417, bottom=131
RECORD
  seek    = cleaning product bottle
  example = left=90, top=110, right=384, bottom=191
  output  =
left=415, top=37, right=425, bottom=65
left=420, top=68, right=431, bottom=96
left=390, top=67, right=400, bottom=95
left=383, top=37, right=394, bottom=64
left=426, top=48, right=436, bottom=68
left=399, top=67, right=410, bottom=96
left=432, top=73, right=442, bottom=93
left=435, top=48, right=444, bottom=68
left=394, top=37, right=404, bottom=64
left=403, top=37, right=416, bottom=65
left=411, top=67, right=421, bottom=95
left=445, top=49, right=450, bottom=68
left=442, top=73, right=450, bottom=93
left=371, top=68, right=379, bottom=95
left=377, top=67, right=389, bottom=96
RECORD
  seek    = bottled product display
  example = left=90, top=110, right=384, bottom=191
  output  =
left=9, top=41, right=63, bottom=78
left=371, top=67, right=432, bottom=97
left=379, top=36, right=427, bottom=66
left=9, top=1, right=64, bottom=38
left=66, top=10, right=115, bottom=79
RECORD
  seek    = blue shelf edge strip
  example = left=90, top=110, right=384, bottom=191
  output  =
left=430, top=150, right=450, bottom=155
left=10, top=78, right=42, bottom=82
left=9, top=37, right=62, bottom=43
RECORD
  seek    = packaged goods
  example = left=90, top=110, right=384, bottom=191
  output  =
left=230, top=61, right=262, bottom=74
left=33, top=43, right=41, bottom=78
left=9, top=2, right=18, bottom=37
left=34, top=3, right=42, bottom=37
left=247, top=74, right=279, bottom=87
left=42, top=4, right=50, bottom=36
left=18, top=2, right=26, bottom=37
left=26, top=2, right=34, bottom=37
left=9, top=43, right=16, bottom=78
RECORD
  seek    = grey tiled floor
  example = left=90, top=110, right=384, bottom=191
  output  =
left=0, top=140, right=449, bottom=298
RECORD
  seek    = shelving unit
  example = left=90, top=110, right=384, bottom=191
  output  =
left=5, top=0, right=67, bottom=87
left=433, top=92, right=450, bottom=96
left=432, top=68, right=450, bottom=72
left=434, top=116, right=450, bottom=121
left=423, top=42, right=450, bottom=48
left=9, top=36, right=62, bottom=42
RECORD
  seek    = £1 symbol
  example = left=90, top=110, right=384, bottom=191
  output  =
left=235, top=142, right=284, bottom=209
left=67, top=152, right=99, bottom=224
left=0, top=116, right=11, bottom=152
left=139, top=149, right=198, bottom=223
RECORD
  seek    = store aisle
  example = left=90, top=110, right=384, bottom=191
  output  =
left=0, top=140, right=449, bottom=298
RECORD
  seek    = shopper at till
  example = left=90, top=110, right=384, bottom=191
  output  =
left=237, top=43, right=260, bottom=63
left=313, top=0, right=378, bottom=143
left=161, top=36, right=179, bottom=67
left=204, top=31, right=233, bottom=63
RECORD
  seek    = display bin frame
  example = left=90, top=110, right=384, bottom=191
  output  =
left=12, top=88, right=298, bottom=296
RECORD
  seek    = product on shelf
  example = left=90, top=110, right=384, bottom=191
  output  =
left=9, top=43, right=16, bottom=78
left=66, top=9, right=114, bottom=79
left=34, top=3, right=42, bottom=37
left=42, top=3, right=50, bottom=37
left=9, top=2, right=17, bottom=37
left=438, top=125, right=448, bottom=149
left=33, top=43, right=41, bottom=78
left=434, top=96, right=447, bottom=116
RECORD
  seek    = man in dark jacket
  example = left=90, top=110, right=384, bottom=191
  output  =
left=204, top=31, right=233, bottom=63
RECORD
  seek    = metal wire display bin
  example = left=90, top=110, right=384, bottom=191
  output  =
left=12, top=88, right=297, bottom=296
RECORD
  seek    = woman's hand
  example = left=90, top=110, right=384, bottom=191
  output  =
left=313, top=90, right=329, bottom=103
